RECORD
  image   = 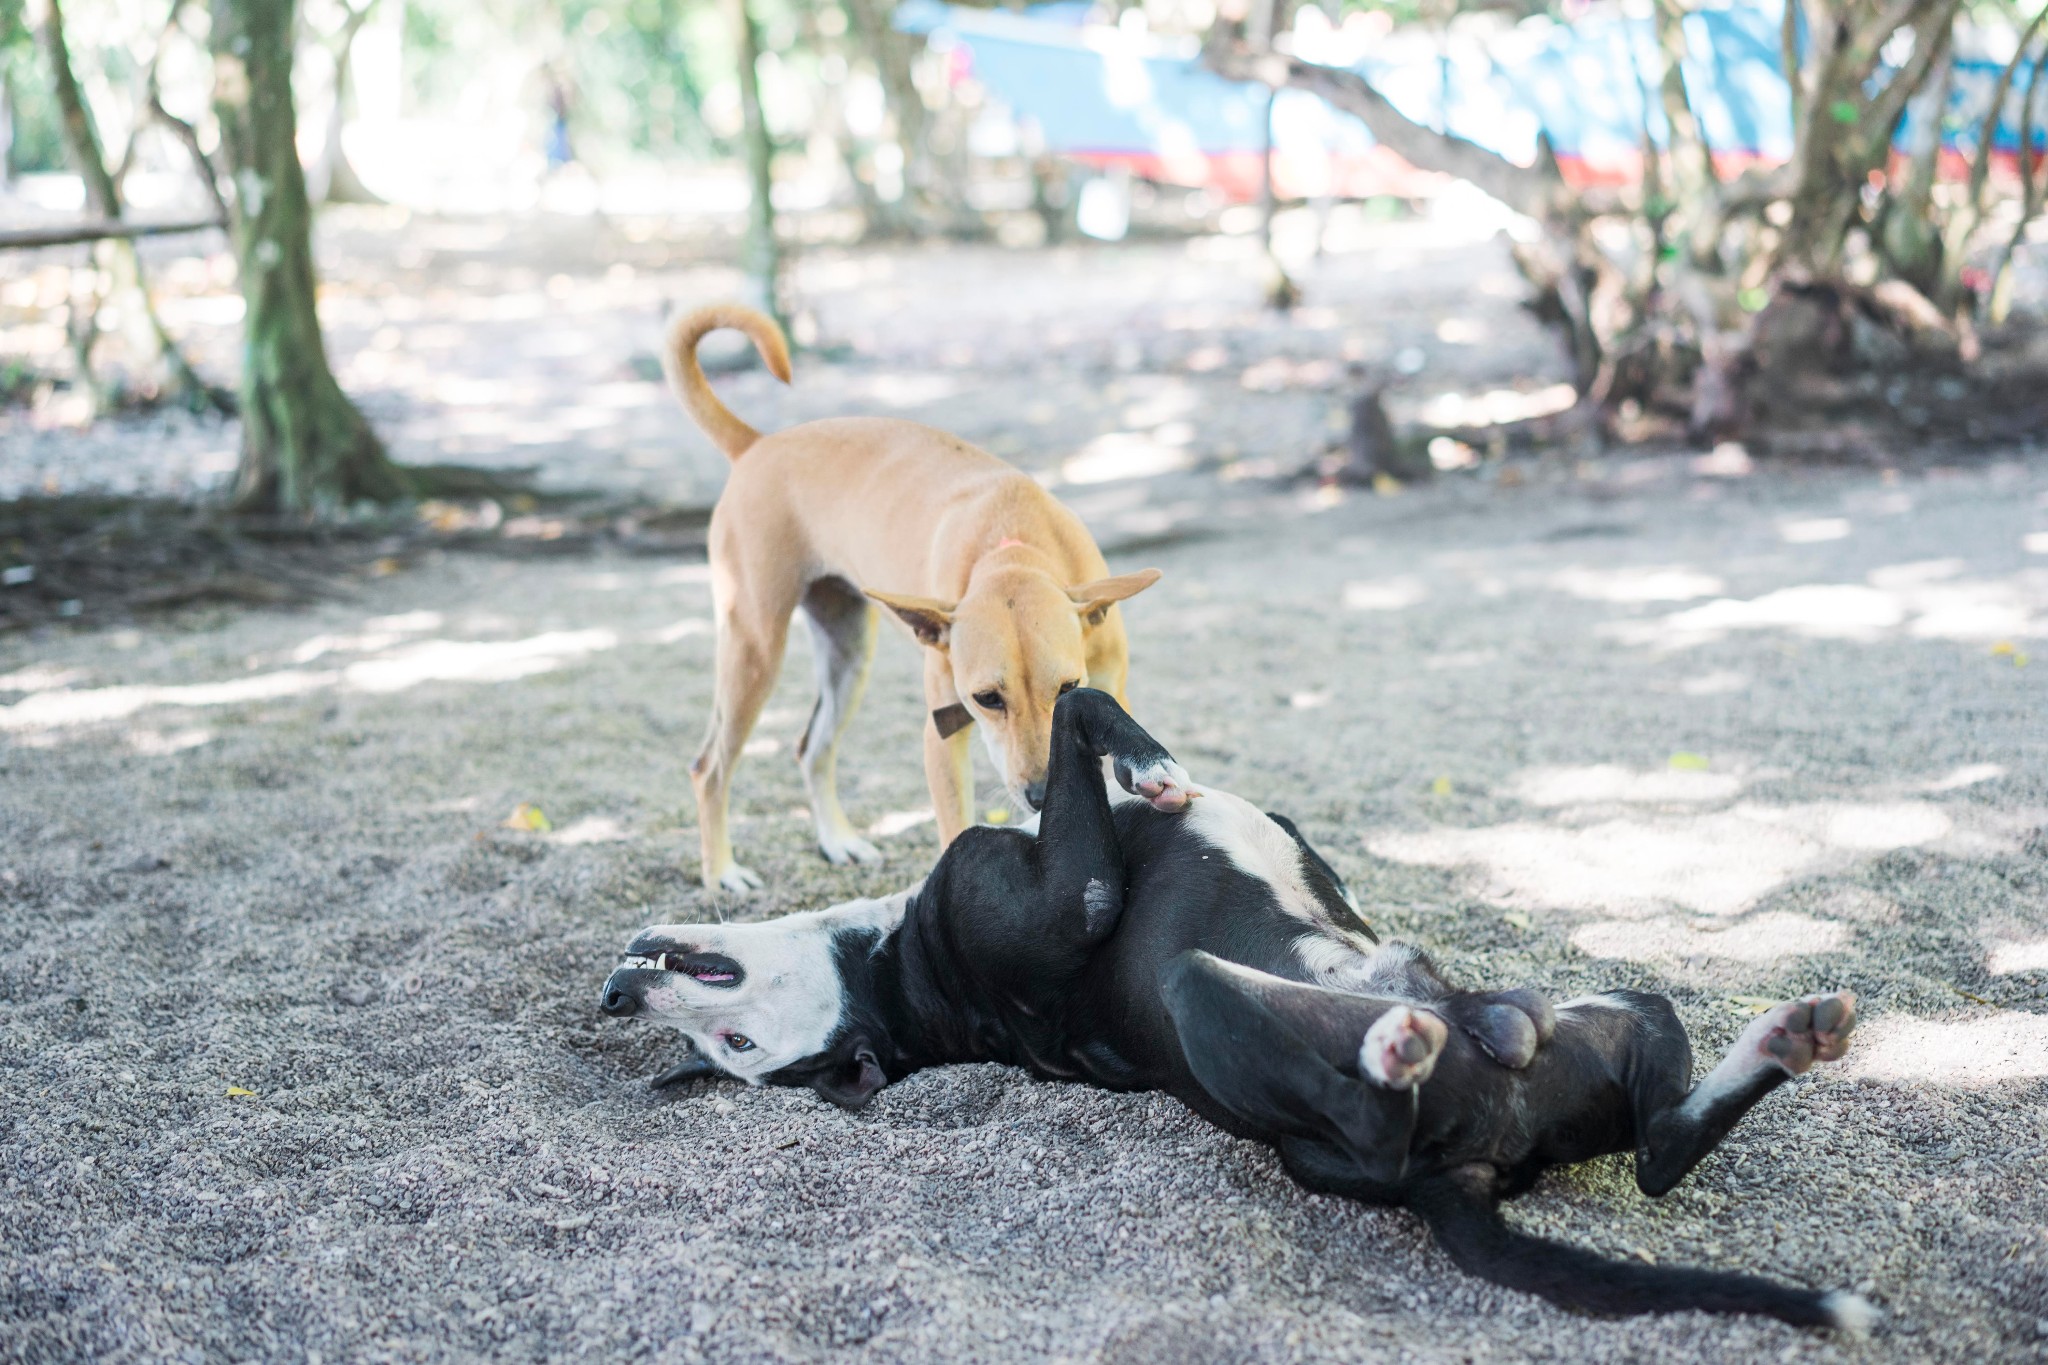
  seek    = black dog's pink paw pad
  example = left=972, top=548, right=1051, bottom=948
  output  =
left=1752, top=990, right=1857, bottom=1076
left=1360, top=1006, right=1447, bottom=1091
left=1121, top=758, right=1194, bottom=812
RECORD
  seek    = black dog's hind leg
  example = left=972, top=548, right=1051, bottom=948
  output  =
left=1162, top=951, right=1428, bottom=1186
left=1407, top=1164, right=1871, bottom=1331
left=1633, top=990, right=1858, bottom=1196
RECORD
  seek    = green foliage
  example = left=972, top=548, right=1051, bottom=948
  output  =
left=559, top=0, right=713, bottom=155
left=1, top=21, right=67, bottom=176
left=401, top=0, right=723, bottom=157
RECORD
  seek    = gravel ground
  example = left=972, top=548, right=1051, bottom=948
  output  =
left=4, top=443, right=2047, bottom=1363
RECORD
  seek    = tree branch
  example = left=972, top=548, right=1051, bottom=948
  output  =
left=1205, top=43, right=1580, bottom=221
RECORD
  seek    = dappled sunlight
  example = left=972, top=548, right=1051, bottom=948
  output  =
left=0, top=629, right=619, bottom=735
left=1507, top=763, right=1743, bottom=807
left=1415, top=382, right=1577, bottom=429
left=1057, top=431, right=1195, bottom=486
left=1548, top=566, right=1724, bottom=603
left=1987, top=939, right=2048, bottom=975
left=1841, top=1012, right=2048, bottom=1086
left=1778, top=517, right=1851, bottom=544
left=1922, top=763, right=2006, bottom=792
left=648, top=619, right=712, bottom=644
left=1605, top=563, right=2047, bottom=649
left=124, top=726, right=215, bottom=756
left=869, top=808, right=936, bottom=838
left=862, top=374, right=963, bottom=408
left=0, top=664, right=88, bottom=693
left=1342, top=577, right=1428, bottom=612
left=1368, top=799, right=1958, bottom=919
left=1572, top=910, right=1848, bottom=964
left=545, top=815, right=631, bottom=845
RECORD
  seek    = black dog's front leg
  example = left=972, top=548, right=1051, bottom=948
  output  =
left=931, top=690, right=1188, bottom=985
left=1033, top=688, right=1190, bottom=943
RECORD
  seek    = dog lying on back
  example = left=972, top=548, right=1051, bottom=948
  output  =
left=662, top=305, right=1160, bottom=890
left=601, top=690, right=1872, bottom=1331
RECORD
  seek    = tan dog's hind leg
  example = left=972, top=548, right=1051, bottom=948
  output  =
left=922, top=653, right=976, bottom=846
left=796, top=579, right=883, bottom=867
left=693, top=570, right=795, bottom=893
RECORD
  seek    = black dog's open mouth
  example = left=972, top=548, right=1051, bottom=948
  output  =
left=619, top=950, right=744, bottom=988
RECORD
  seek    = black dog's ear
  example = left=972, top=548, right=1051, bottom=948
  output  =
left=809, top=1044, right=887, bottom=1110
left=651, top=1040, right=724, bottom=1089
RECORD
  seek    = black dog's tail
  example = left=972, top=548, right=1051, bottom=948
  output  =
left=1408, top=1170, right=1875, bottom=1334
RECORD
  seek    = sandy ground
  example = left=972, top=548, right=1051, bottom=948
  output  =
left=4, top=431, right=2048, bottom=1361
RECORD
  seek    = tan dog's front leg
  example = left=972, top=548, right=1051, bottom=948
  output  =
left=923, top=711, right=975, bottom=847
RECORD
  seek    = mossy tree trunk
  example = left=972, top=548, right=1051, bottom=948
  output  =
left=729, top=0, right=787, bottom=336
left=210, top=0, right=407, bottom=515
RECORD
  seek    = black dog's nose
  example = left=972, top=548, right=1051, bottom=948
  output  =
left=601, top=984, right=638, bottom=1017
left=1023, top=781, right=1046, bottom=811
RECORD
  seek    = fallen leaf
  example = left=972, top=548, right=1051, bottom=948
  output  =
left=1950, top=983, right=1992, bottom=1006
left=1723, top=995, right=1776, bottom=1016
left=225, top=1086, right=254, bottom=1098
left=1430, top=775, right=1453, bottom=796
left=1502, top=911, right=1532, bottom=931
left=1991, top=640, right=2017, bottom=656
left=1633, top=1248, right=1657, bottom=1264
left=1668, top=751, right=1710, bottom=771
left=503, top=803, right=553, bottom=832
left=984, top=808, right=1010, bottom=825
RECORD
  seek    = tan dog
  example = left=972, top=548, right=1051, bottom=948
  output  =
left=664, top=304, right=1160, bottom=891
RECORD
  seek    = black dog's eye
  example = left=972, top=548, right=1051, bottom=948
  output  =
left=726, top=1034, right=756, bottom=1053
left=973, top=690, right=1005, bottom=712
left=1058, top=680, right=1080, bottom=695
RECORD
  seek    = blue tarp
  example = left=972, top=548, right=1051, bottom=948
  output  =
left=896, top=0, right=2044, bottom=183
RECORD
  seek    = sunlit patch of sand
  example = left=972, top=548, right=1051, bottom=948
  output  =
left=1840, top=1012, right=2048, bottom=1086
left=1572, top=910, right=1848, bottom=964
left=1368, top=801, right=1953, bottom=918
left=1507, top=764, right=1742, bottom=807
left=0, top=630, right=619, bottom=733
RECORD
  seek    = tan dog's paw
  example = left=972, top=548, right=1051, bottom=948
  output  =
left=710, top=863, right=765, bottom=894
left=820, top=833, right=884, bottom=867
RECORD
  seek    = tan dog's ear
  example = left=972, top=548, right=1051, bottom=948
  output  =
left=1068, top=569, right=1162, bottom=627
left=867, top=589, right=955, bottom=648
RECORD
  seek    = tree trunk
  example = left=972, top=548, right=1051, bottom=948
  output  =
left=210, top=0, right=407, bottom=514
left=41, top=0, right=211, bottom=412
left=843, top=0, right=944, bottom=232
left=312, top=1, right=384, bottom=205
left=729, top=0, right=787, bottom=334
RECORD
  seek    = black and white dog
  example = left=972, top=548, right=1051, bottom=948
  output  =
left=602, top=689, right=1871, bottom=1332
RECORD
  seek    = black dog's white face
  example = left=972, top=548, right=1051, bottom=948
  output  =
left=601, top=890, right=912, bottom=1099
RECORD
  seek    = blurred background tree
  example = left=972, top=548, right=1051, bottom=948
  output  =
left=1, top=0, right=2044, bottom=520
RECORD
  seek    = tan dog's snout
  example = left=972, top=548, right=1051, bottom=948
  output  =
left=871, top=567, right=1161, bottom=813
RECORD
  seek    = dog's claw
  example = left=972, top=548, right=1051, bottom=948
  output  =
left=820, top=834, right=884, bottom=867
left=713, top=863, right=765, bottom=894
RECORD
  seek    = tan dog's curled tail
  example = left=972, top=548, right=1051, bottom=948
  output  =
left=662, top=304, right=793, bottom=460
